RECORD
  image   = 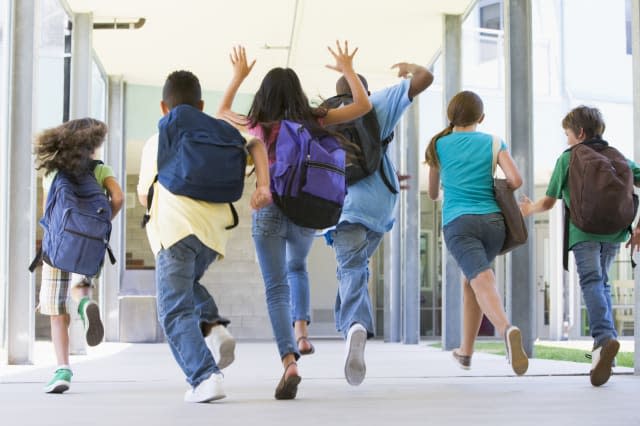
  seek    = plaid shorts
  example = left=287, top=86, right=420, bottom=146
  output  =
left=38, top=263, right=92, bottom=315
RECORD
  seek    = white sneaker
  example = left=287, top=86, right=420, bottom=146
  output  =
left=504, top=325, right=528, bottom=375
left=206, top=325, right=236, bottom=370
left=184, top=373, right=226, bottom=403
left=344, top=323, right=367, bottom=386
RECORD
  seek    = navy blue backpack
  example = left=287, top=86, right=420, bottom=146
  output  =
left=270, top=120, right=347, bottom=229
left=30, top=161, right=115, bottom=276
left=142, top=105, right=247, bottom=229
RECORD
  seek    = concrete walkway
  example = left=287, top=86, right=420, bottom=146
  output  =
left=0, top=339, right=638, bottom=426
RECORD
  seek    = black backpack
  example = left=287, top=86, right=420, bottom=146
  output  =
left=324, top=95, right=397, bottom=192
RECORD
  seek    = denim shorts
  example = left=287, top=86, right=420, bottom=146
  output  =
left=443, top=213, right=505, bottom=280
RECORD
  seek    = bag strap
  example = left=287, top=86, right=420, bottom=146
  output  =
left=491, top=135, right=501, bottom=177
left=141, top=175, right=158, bottom=228
left=141, top=175, right=240, bottom=230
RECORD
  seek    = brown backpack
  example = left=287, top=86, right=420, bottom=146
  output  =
left=568, top=140, right=637, bottom=234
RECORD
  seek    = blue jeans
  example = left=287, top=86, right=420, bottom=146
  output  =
left=156, top=235, right=228, bottom=387
left=252, top=204, right=315, bottom=359
left=330, top=222, right=383, bottom=338
left=572, top=241, right=619, bottom=347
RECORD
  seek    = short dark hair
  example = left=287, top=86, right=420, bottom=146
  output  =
left=562, top=106, right=605, bottom=140
left=162, top=70, right=202, bottom=109
left=335, top=74, right=368, bottom=96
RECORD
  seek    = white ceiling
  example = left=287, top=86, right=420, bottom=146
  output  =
left=65, top=0, right=476, bottom=95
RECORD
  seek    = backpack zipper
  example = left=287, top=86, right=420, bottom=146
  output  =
left=65, top=228, right=108, bottom=243
left=306, top=158, right=345, bottom=175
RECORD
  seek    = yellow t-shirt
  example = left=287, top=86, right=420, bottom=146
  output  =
left=136, top=133, right=235, bottom=257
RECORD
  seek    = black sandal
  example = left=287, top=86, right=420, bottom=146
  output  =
left=297, top=336, right=315, bottom=355
left=275, top=361, right=302, bottom=400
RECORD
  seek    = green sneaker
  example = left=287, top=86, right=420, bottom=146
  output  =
left=44, top=368, right=72, bottom=394
left=78, top=297, right=104, bottom=346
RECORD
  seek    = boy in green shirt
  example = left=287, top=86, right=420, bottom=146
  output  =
left=520, top=106, right=640, bottom=387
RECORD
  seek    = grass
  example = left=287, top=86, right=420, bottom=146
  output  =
left=429, top=341, right=634, bottom=368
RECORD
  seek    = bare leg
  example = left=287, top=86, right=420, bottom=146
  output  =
left=459, top=278, right=484, bottom=356
left=469, top=269, right=509, bottom=336
left=50, top=314, right=70, bottom=366
left=294, top=320, right=312, bottom=352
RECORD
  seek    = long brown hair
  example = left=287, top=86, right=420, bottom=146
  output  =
left=425, top=91, right=484, bottom=168
left=34, top=118, right=108, bottom=177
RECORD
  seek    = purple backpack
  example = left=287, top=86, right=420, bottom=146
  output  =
left=270, top=120, right=347, bottom=229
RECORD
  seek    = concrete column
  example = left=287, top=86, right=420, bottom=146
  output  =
left=504, top=0, right=535, bottom=356
left=631, top=0, right=640, bottom=376
left=385, top=126, right=402, bottom=342
left=6, top=0, right=38, bottom=364
left=402, top=100, right=421, bottom=344
left=102, top=76, right=126, bottom=341
left=441, top=14, right=463, bottom=351
left=70, top=13, right=92, bottom=119
left=549, top=204, right=565, bottom=340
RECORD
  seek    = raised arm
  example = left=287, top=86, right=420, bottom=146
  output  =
left=216, top=46, right=255, bottom=132
left=391, top=62, right=434, bottom=100
left=323, top=40, right=372, bottom=126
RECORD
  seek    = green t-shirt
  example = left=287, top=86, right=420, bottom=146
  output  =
left=43, top=163, right=115, bottom=195
left=546, top=150, right=640, bottom=248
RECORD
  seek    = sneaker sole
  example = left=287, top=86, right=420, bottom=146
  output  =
left=591, top=339, right=620, bottom=387
left=185, top=393, right=227, bottom=403
left=216, top=339, right=236, bottom=370
left=45, top=380, right=70, bottom=394
left=344, top=327, right=367, bottom=386
left=84, top=303, right=104, bottom=347
left=506, top=328, right=529, bottom=375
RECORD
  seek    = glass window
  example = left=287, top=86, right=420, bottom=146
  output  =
left=91, top=59, right=107, bottom=121
left=0, top=0, right=9, bottom=353
left=478, top=1, right=502, bottom=62
left=626, top=0, right=632, bottom=55
left=35, top=0, right=70, bottom=341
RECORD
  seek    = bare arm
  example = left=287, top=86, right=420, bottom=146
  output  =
left=497, top=150, right=523, bottom=190
left=323, top=41, right=372, bottom=126
left=103, top=176, right=124, bottom=220
left=246, top=138, right=272, bottom=210
left=428, top=167, right=440, bottom=201
left=391, top=63, right=434, bottom=100
left=216, top=46, right=255, bottom=132
left=519, top=195, right=556, bottom=217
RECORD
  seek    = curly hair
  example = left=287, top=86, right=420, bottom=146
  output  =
left=34, top=118, right=108, bottom=177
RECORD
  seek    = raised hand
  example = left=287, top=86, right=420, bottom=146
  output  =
left=229, top=45, right=256, bottom=81
left=326, top=40, right=358, bottom=74
left=391, top=62, right=412, bottom=78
